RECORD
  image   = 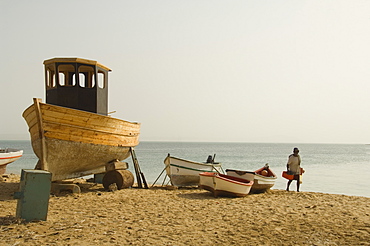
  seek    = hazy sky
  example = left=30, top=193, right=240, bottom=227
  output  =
left=1, top=0, right=369, bottom=144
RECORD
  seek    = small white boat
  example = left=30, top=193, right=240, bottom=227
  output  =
left=226, top=164, right=277, bottom=193
left=164, top=154, right=223, bottom=187
left=199, top=172, right=254, bottom=197
left=0, top=148, right=23, bottom=175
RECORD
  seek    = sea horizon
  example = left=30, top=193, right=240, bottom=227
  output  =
left=1, top=138, right=368, bottom=145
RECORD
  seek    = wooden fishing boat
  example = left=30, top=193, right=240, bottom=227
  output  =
left=199, top=172, right=254, bottom=197
left=22, top=58, right=140, bottom=181
left=0, top=148, right=23, bottom=175
left=164, top=154, right=223, bottom=187
left=226, top=164, right=277, bottom=193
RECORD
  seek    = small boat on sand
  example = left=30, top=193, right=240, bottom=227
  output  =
left=164, top=154, right=223, bottom=187
left=199, top=172, right=254, bottom=197
left=226, top=164, right=277, bottom=193
left=0, top=148, right=23, bottom=175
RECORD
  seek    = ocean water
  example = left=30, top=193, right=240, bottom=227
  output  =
left=1, top=140, right=369, bottom=198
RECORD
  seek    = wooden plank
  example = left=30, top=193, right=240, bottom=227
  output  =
left=33, top=98, right=48, bottom=171
left=43, top=120, right=140, bottom=137
left=105, top=161, right=128, bottom=171
left=43, top=122, right=139, bottom=146
left=40, top=104, right=140, bottom=135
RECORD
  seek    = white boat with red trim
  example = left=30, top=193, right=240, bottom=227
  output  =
left=199, top=172, right=254, bottom=197
left=0, top=148, right=23, bottom=175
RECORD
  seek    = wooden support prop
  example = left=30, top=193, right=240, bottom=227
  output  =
left=130, top=147, right=148, bottom=189
left=105, top=160, right=128, bottom=172
left=102, top=170, right=134, bottom=190
left=51, top=183, right=81, bottom=195
left=131, top=148, right=142, bottom=188
left=33, top=98, right=48, bottom=171
left=151, top=166, right=167, bottom=188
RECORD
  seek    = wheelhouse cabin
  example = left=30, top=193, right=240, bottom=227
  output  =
left=44, top=58, right=111, bottom=115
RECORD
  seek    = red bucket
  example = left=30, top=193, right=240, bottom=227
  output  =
left=282, top=171, right=295, bottom=180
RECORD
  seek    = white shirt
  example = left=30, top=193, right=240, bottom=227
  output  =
left=287, top=154, right=301, bottom=175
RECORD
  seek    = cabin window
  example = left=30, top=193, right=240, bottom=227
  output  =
left=79, top=73, right=86, bottom=87
left=59, top=73, right=66, bottom=86
left=97, top=71, right=105, bottom=88
left=46, top=68, right=56, bottom=88
left=92, top=73, right=96, bottom=88
left=78, top=65, right=95, bottom=88
left=58, top=64, right=76, bottom=86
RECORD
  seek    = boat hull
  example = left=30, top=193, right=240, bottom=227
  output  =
left=252, top=166, right=277, bottom=193
left=226, top=166, right=277, bottom=193
left=22, top=99, right=140, bottom=181
left=225, top=169, right=255, bottom=182
left=199, top=172, right=253, bottom=197
left=0, top=149, right=23, bottom=175
left=164, top=155, right=223, bottom=187
left=252, top=175, right=277, bottom=193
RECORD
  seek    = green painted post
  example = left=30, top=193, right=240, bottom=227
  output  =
left=14, top=169, right=52, bottom=222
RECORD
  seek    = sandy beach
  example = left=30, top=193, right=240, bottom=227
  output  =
left=0, top=174, right=369, bottom=246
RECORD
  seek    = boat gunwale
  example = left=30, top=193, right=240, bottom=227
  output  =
left=165, top=155, right=222, bottom=167
left=225, top=169, right=256, bottom=175
left=41, top=101, right=140, bottom=126
left=23, top=100, right=140, bottom=127
left=169, top=163, right=220, bottom=173
left=200, top=172, right=254, bottom=186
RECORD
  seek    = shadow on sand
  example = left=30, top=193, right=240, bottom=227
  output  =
left=0, top=182, right=19, bottom=201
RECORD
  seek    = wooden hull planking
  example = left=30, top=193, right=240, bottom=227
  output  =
left=22, top=99, right=140, bottom=181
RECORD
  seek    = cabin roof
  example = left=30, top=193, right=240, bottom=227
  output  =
left=43, top=57, right=112, bottom=71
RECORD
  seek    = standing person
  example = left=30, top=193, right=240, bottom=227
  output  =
left=286, top=147, right=302, bottom=192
